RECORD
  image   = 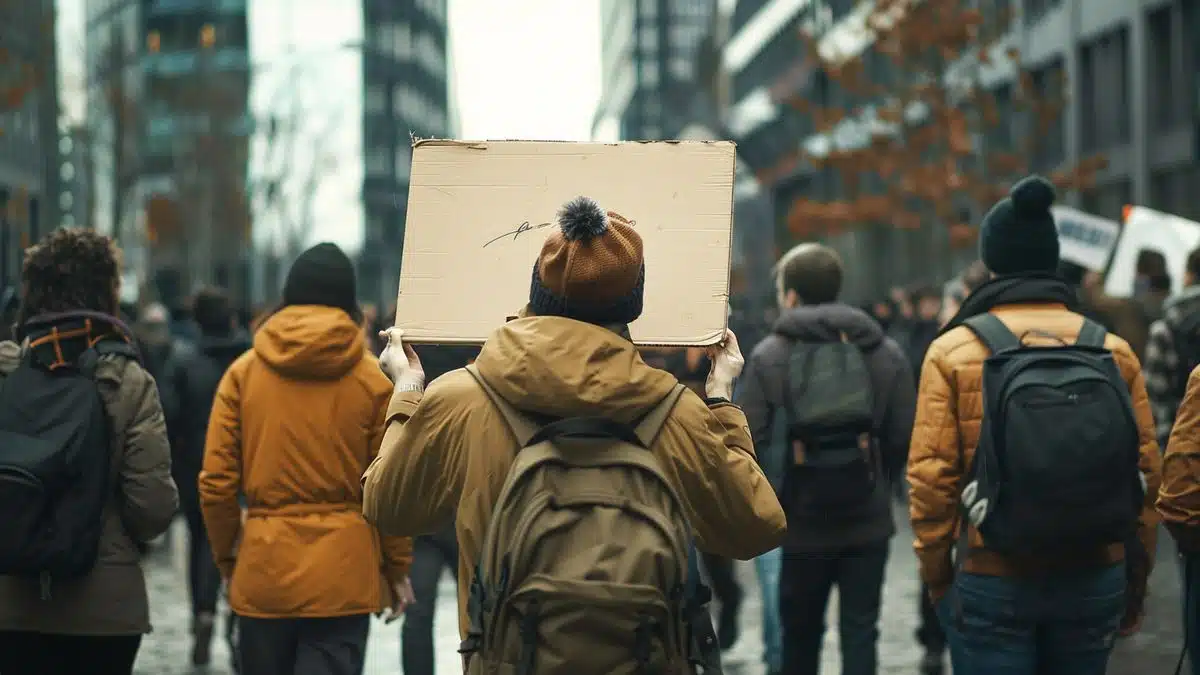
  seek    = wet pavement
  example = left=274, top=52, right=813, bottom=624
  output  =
left=135, top=511, right=1185, bottom=674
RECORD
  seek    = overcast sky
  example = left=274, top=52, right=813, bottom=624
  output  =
left=57, top=0, right=603, bottom=253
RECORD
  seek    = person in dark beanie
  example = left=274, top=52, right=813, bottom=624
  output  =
left=908, top=176, right=1161, bottom=674
left=200, top=243, right=413, bottom=675
left=362, top=196, right=785, bottom=673
left=160, top=286, right=250, bottom=668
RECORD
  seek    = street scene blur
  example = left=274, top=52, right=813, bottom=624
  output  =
left=1, top=0, right=1200, bottom=673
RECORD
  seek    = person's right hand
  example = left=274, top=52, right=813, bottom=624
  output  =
left=705, top=329, right=744, bottom=400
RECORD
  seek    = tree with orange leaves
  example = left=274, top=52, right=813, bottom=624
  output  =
left=763, top=0, right=1105, bottom=250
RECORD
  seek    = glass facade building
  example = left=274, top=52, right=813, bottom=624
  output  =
left=357, top=0, right=451, bottom=308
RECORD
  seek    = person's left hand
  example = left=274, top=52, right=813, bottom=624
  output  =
left=378, top=327, right=425, bottom=389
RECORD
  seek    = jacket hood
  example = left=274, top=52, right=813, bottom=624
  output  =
left=772, top=303, right=886, bottom=349
left=473, top=316, right=678, bottom=424
left=254, top=305, right=364, bottom=379
left=1164, top=286, right=1200, bottom=324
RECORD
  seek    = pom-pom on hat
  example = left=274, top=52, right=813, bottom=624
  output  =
left=979, top=174, right=1061, bottom=275
left=528, top=196, right=645, bottom=325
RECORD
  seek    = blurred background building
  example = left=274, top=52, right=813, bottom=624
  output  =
left=356, top=0, right=452, bottom=308
left=0, top=0, right=60, bottom=287
left=619, top=0, right=1200, bottom=302
left=58, top=124, right=94, bottom=230
left=85, top=0, right=252, bottom=308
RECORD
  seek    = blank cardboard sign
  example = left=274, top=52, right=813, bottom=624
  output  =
left=395, top=139, right=736, bottom=346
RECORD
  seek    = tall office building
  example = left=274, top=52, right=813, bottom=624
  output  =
left=595, top=0, right=716, bottom=140
left=86, top=0, right=251, bottom=306
left=0, top=0, right=59, bottom=285
left=357, top=0, right=451, bottom=308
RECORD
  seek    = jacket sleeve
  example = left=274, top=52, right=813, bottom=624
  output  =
left=362, top=377, right=467, bottom=537
left=1158, top=366, right=1200, bottom=551
left=366, top=378, right=414, bottom=583
left=907, top=341, right=960, bottom=598
left=199, top=363, right=245, bottom=578
left=733, top=349, right=775, bottom=457
left=878, top=342, right=917, bottom=482
left=1117, top=346, right=1163, bottom=601
left=101, top=356, right=179, bottom=543
left=657, top=393, right=786, bottom=560
left=1144, top=319, right=1179, bottom=448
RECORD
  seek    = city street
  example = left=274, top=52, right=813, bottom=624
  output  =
left=134, top=513, right=1186, bottom=674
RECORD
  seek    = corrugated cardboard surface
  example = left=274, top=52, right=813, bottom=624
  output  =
left=396, top=139, right=736, bottom=346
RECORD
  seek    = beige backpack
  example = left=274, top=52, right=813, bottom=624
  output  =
left=461, top=365, right=700, bottom=675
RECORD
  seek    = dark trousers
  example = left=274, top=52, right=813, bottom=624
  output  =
left=917, top=580, right=947, bottom=652
left=1185, top=554, right=1200, bottom=675
left=403, top=528, right=459, bottom=675
left=238, top=614, right=371, bottom=675
left=780, top=542, right=889, bottom=675
left=701, top=551, right=744, bottom=609
left=183, top=498, right=222, bottom=615
left=0, top=631, right=141, bottom=675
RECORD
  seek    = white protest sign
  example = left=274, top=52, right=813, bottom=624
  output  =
left=1051, top=205, right=1120, bottom=272
left=1104, top=206, right=1200, bottom=297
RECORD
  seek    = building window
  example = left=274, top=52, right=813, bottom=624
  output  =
left=641, top=25, right=657, bottom=50
left=1151, top=167, right=1200, bottom=221
left=1081, top=180, right=1132, bottom=222
left=366, top=148, right=390, bottom=176
left=1147, top=6, right=1181, bottom=132
left=365, top=85, right=387, bottom=114
left=1028, top=59, right=1066, bottom=169
left=1023, top=0, right=1060, bottom=25
left=987, top=83, right=1014, bottom=150
left=1078, top=27, right=1130, bottom=152
left=641, top=60, right=659, bottom=86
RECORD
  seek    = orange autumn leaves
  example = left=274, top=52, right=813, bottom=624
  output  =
left=764, top=0, right=1105, bottom=247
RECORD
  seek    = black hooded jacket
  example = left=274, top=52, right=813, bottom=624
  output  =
left=735, top=303, right=916, bottom=551
left=161, top=332, right=251, bottom=507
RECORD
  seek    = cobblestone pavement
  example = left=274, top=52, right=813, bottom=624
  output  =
left=135, top=512, right=1185, bottom=674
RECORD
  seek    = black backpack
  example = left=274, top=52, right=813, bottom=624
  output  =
left=783, top=335, right=878, bottom=514
left=960, top=314, right=1142, bottom=554
left=0, top=340, right=135, bottom=596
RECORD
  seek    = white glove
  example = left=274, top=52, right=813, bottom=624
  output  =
left=705, top=329, right=744, bottom=400
left=378, top=327, right=425, bottom=390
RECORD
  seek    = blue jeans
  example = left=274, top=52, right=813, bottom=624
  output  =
left=755, top=547, right=782, bottom=672
left=937, top=565, right=1125, bottom=675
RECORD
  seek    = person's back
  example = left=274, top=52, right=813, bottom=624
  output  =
left=737, top=243, right=915, bottom=675
left=908, top=176, right=1161, bottom=675
left=362, top=196, right=786, bottom=673
left=0, top=229, right=178, bottom=675
left=161, top=287, right=249, bottom=667
left=200, top=243, right=413, bottom=675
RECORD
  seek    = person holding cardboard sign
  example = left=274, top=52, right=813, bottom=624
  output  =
left=363, top=195, right=785, bottom=675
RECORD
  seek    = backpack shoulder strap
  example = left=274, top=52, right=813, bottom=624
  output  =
left=963, top=313, right=1021, bottom=353
left=1075, top=317, right=1108, bottom=347
left=465, top=364, right=539, bottom=446
left=634, top=383, right=687, bottom=448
